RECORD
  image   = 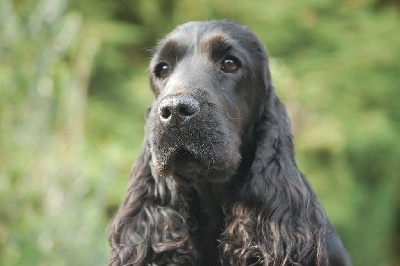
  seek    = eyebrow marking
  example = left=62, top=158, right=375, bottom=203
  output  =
left=161, top=40, right=178, bottom=56
left=158, top=40, right=187, bottom=64
left=205, top=35, right=233, bottom=60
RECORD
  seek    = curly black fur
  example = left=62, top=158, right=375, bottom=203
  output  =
left=108, top=20, right=351, bottom=266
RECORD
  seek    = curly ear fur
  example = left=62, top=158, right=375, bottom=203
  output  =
left=220, top=84, right=329, bottom=265
left=108, top=141, right=198, bottom=265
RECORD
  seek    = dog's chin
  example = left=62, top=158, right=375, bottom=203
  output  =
left=151, top=148, right=237, bottom=185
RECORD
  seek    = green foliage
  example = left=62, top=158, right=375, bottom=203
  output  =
left=1, top=0, right=399, bottom=265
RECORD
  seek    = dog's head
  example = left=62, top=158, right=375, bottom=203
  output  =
left=147, top=20, right=271, bottom=184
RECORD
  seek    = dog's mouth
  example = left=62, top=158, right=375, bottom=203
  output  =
left=153, top=147, right=230, bottom=185
left=164, top=148, right=209, bottom=184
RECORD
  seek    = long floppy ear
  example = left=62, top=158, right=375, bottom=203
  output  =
left=108, top=134, right=198, bottom=265
left=221, top=81, right=329, bottom=265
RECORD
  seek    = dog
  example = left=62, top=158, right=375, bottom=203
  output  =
left=108, top=20, right=351, bottom=266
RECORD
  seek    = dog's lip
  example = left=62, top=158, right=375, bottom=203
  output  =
left=163, top=147, right=229, bottom=168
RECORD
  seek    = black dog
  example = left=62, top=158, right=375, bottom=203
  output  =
left=108, top=20, right=351, bottom=266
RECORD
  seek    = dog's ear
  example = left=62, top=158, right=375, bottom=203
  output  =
left=108, top=142, right=152, bottom=265
left=108, top=138, right=197, bottom=265
left=221, top=78, right=329, bottom=265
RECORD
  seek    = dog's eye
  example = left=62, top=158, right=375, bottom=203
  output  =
left=155, top=62, right=171, bottom=79
left=221, top=56, right=240, bottom=73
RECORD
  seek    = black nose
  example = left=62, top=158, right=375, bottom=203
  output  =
left=158, top=97, right=200, bottom=127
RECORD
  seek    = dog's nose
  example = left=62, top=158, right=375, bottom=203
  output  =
left=158, top=97, right=200, bottom=127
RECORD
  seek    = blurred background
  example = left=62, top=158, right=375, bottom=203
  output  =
left=0, top=0, right=399, bottom=265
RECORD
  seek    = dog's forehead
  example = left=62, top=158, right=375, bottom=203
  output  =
left=157, top=21, right=254, bottom=55
left=162, top=32, right=227, bottom=55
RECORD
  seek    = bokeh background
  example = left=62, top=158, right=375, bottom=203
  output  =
left=1, top=0, right=399, bottom=265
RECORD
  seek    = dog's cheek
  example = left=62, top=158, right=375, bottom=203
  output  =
left=146, top=104, right=160, bottom=135
left=146, top=109, right=160, bottom=156
left=217, top=121, right=242, bottom=170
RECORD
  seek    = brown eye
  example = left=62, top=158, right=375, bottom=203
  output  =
left=221, top=56, right=240, bottom=73
left=155, top=62, right=171, bottom=79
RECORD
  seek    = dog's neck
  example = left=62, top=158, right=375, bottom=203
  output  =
left=176, top=133, right=257, bottom=263
left=192, top=182, right=228, bottom=263
left=194, top=182, right=228, bottom=209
